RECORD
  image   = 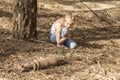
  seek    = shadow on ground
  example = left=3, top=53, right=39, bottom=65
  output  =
left=71, top=26, right=120, bottom=48
left=0, top=10, right=13, bottom=17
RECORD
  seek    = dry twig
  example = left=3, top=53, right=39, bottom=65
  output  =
left=80, top=1, right=113, bottom=26
left=96, top=60, right=106, bottom=75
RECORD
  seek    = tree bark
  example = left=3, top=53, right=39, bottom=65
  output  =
left=13, top=0, right=37, bottom=40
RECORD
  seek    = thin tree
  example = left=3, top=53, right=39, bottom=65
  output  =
left=13, top=0, right=37, bottom=40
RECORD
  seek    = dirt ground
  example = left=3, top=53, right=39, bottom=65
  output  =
left=0, top=0, right=120, bottom=80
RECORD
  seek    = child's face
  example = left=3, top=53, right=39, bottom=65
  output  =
left=64, top=18, right=72, bottom=28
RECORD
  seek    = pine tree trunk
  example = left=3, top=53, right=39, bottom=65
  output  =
left=13, top=0, right=37, bottom=40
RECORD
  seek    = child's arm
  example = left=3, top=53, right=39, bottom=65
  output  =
left=56, top=25, right=67, bottom=45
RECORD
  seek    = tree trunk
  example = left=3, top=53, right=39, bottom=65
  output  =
left=13, top=0, right=37, bottom=40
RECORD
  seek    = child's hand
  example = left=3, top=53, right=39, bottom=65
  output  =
left=57, top=43, right=68, bottom=49
left=57, top=43, right=63, bottom=47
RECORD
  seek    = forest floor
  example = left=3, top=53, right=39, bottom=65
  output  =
left=0, top=0, right=120, bottom=80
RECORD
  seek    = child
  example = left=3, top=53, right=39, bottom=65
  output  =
left=49, top=13, right=77, bottom=49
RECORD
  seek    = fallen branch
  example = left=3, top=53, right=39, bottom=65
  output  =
left=20, top=56, right=67, bottom=72
left=96, top=60, right=106, bottom=75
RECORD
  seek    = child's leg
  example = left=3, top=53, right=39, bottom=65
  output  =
left=49, top=33, right=56, bottom=43
left=64, top=38, right=77, bottom=49
left=49, top=27, right=67, bottom=43
left=61, top=28, right=77, bottom=49
left=61, top=27, right=67, bottom=38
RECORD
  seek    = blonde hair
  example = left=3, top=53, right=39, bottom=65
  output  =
left=64, top=13, right=76, bottom=29
left=64, top=13, right=74, bottom=21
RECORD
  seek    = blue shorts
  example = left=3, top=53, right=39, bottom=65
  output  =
left=49, top=28, right=77, bottom=49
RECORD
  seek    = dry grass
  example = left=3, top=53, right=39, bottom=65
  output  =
left=0, top=0, right=120, bottom=80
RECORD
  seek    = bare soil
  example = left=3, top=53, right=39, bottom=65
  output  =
left=0, top=0, right=120, bottom=80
